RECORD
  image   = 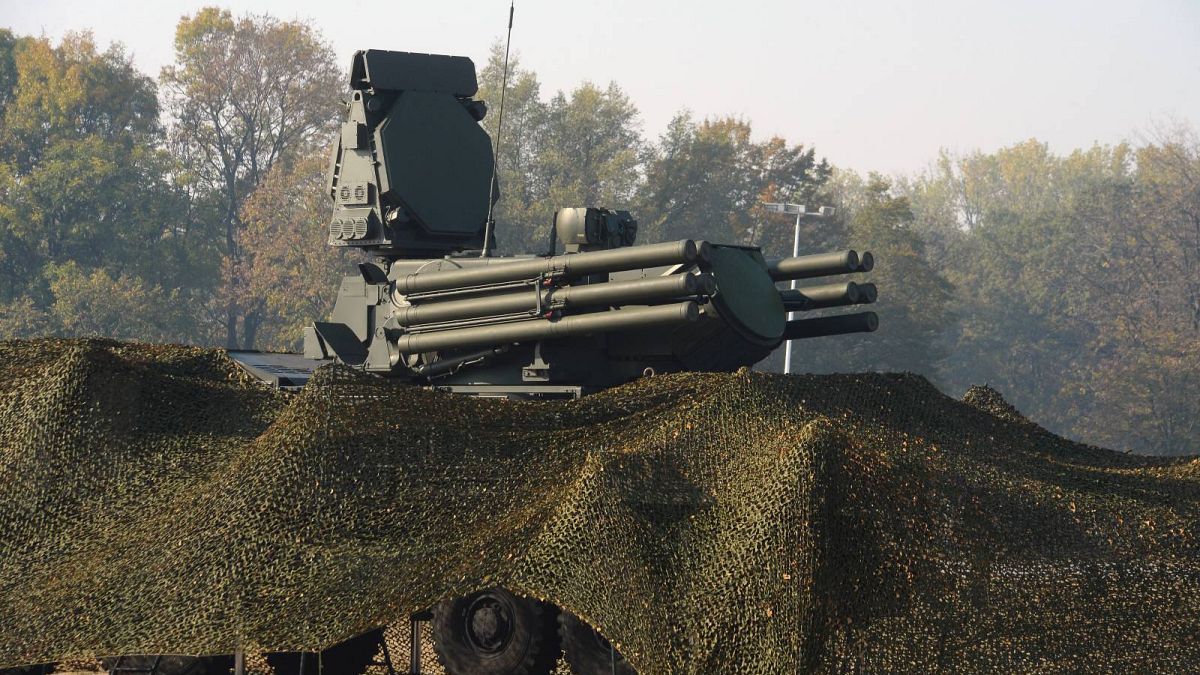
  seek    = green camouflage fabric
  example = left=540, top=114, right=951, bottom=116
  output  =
left=0, top=338, right=1197, bottom=673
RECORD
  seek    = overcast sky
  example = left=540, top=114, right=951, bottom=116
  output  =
left=3, top=0, right=1198, bottom=174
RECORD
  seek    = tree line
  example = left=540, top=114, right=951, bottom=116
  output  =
left=0, top=10, right=1195, bottom=456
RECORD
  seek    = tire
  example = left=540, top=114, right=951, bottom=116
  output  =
left=431, top=588, right=560, bottom=675
left=101, top=656, right=232, bottom=675
left=266, top=628, right=383, bottom=675
left=558, top=612, right=635, bottom=675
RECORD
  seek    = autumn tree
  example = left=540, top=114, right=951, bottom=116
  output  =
left=160, top=7, right=342, bottom=348
left=0, top=32, right=167, bottom=292
left=0, top=31, right=159, bottom=174
left=1065, top=129, right=1200, bottom=454
left=539, top=82, right=642, bottom=212
left=638, top=114, right=760, bottom=245
left=475, top=44, right=645, bottom=255
left=0, top=297, right=46, bottom=339
left=236, top=153, right=357, bottom=352
left=0, top=30, right=16, bottom=115
left=0, top=30, right=207, bottom=342
left=638, top=113, right=829, bottom=257
left=902, top=142, right=1092, bottom=432
left=788, top=175, right=954, bottom=377
left=902, top=134, right=1200, bottom=454
left=43, top=262, right=193, bottom=342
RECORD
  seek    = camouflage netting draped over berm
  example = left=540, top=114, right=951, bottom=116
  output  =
left=1, top=338, right=1198, bottom=673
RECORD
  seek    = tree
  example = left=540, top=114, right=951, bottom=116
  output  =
left=638, top=114, right=828, bottom=258
left=636, top=113, right=835, bottom=374
left=0, top=31, right=207, bottom=343
left=639, top=114, right=759, bottom=245
left=474, top=48, right=644, bottom=255
left=902, top=134, right=1200, bottom=454
left=902, top=142, right=1097, bottom=431
left=0, top=30, right=21, bottom=120
left=0, top=296, right=47, bottom=339
left=43, top=261, right=192, bottom=343
left=236, top=153, right=358, bottom=352
left=0, top=32, right=171, bottom=300
left=1064, top=128, right=1200, bottom=454
left=0, top=31, right=159, bottom=174
left=0, top=135, right=185, bottom=289
left=160, top=7, right=342, bottom=348
left=539, top=81, right=642, bottom=211
left=787, top=174, right=955, bottom=378
left=476, top=44, right=549, bottom=254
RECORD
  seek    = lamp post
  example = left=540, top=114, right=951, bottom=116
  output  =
left=760, top=202, right=835, bottom=374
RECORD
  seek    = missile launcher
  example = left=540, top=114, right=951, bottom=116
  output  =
left=302, top=50, right=878, bottom=399
left=224, top=48, right=881, bottom=675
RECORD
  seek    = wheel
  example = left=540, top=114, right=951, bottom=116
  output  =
left=558, top=612, right=635, bottom=675
left=266, top=628, right=383, bottom=675
left=101, top=656, right=232, bottom=675
left=431, top=588, right=560, bottom=675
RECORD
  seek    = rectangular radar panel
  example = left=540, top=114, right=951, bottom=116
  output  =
left=349, top=50, right=478, bottom=96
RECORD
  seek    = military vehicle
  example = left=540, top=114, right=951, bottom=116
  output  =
left=120, top=48, right=878, bottom=675
left=302, top=50, right=875, bottom=394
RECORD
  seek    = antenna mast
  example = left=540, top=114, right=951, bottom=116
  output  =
left=481, top=1, right=514, bottom=257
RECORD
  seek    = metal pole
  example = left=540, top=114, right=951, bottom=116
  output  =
left=234, top=651, right=244, bottom=675
left=379, top=634, right=398, bottom=675
left=784, top=211, right=801, bottom=375
left=409, top=615, right=421, bottom=674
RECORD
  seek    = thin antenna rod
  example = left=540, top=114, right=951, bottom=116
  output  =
left=481, top=1, right=514, bottom=257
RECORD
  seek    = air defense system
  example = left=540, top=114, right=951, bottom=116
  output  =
left=223, top=48, right=879, bottom=675
left=303, top=50, right=877, bottom=400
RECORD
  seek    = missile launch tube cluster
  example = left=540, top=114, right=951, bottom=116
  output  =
left=396, top=240, right=705, bottom=296
left=373, top=244, right=879, bottom=364
left=304, top=48, right=882, bottom=381
left=394, top=273, right=714, bottom=328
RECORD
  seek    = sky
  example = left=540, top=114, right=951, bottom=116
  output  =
left=2, top=0, right=1198, bottom=175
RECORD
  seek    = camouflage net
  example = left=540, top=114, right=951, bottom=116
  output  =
left=0, top=338, right=1197, bottom=673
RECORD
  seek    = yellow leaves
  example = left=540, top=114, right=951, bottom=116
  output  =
left=237, top=153, right=355, bottom=352
left=9, top=36, right=85, bottom=134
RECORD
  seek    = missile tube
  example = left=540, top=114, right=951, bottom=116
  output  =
left=782, top=311, right=878, bottom=340
left=780, top=281, right=877, bottom=311
left=396, top=240, right=707, bottom=295
left=768, top=250, right=872, bottom=281
left=396, top=273, right=714, bottom=327
left=394, top=301, right=701, bottom=354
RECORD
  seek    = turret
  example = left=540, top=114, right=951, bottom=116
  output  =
left=306, top=49, right=880, bottom=388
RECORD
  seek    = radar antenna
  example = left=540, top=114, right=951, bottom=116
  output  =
left=481, top=1, right=514, bottom=257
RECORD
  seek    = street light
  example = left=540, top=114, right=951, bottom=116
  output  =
left=760, top=202, right=835, bottom=375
